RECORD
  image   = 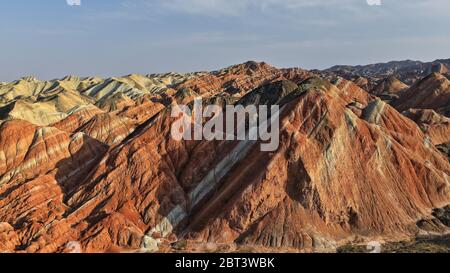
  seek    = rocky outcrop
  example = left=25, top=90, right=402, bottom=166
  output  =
left=75, top=113, right=136, bottom=146
left=119, top=93, right=171, bottom=124
left=0, top=73, right=195, bottom=126
left=0, top=62, right=449, bottom=253
left=403, top=109, right=450, bottom=145
left=324, top=59, right=450, bottom=85
left=0, top=99, right=68, bottom=126
left=437, top=143, right=450, bottom=162
left=0, top=77, right=53, bottom=102
left=0, top=222, right=19, bottom=252
left=182, top=77, right=450, bottom=250
left=392, top=73, right=450, bottom=116
left=372, top=76, right=409, bottom=96
left=177, top=61, right=286, bottom=96
left=238, top=80, right=299, bottom=106
left=52, top=105, right=105, bottom=133
left=352, top=76, right=371, bottom=91
left=281, top=68, right=314, bottom=84
left=0, top=120, right=107, bottom=252
left=52, top=105, right=136, bottom=146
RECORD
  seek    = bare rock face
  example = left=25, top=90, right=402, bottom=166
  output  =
left=52, top=105, right=105, bottom=133
left=0, top=222, right=19, bottom=252
left=182, top=77, right=450, bottom=250
left=52, top=105, right=136, bottom=146
left=0, top=72, right=194, bottom=125
left=0, top=83, right=95, bottom=126
left=403, top=109, right=450, bottom=145
left=437, top=143, right=450, bottom=162
left=431, top=63, right=449, bottom=75
left=352, top=76, right=371, bottom=91
left=323, top=59, right=450, bottom=86
left=0, top=120, right=107, bottom=252
left=96, top=92, right=136, bottom=112
left=177, top=61, right=286, bottom=96
left=75, top=113, right=136, bottom=146
left=393, top=73, right=450, bottom=117
left=119, top=93, right=171, bottom=124
left=281, top=68, right=314, bottom=84
left=0, top=77, right=53, bottom=102
left=238, top=80, right=299, bottom=106
left=372, top=76, right=409, bottom=95
left=177, top=73, right=224, bottom=96
left=0, top=99, right=68, bottom=126
left=0, top=61, right=449, bottom=253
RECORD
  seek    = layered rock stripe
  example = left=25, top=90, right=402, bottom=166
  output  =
left=0, top=61, right=449, bottom=253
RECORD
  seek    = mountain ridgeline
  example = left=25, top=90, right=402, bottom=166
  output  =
left=0, top=60, right=449, bottom=253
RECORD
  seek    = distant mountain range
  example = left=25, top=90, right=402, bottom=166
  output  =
left=321, top=58, right=450, bottom=84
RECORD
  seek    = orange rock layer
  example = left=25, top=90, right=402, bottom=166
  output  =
left=0, top=62, right=449, bottom=253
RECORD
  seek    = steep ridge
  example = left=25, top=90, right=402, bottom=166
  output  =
left=75, top=113, right=136, bottom=146
left=118, top=73, right=201, bottom=94
left=81, top=78, right=146, bottom=102
left=0, top=73, right=196, bottom=128
left=182, top=77, right=450, bottom=250
left=53, top=105, right=137, bottom=146
left=118, top=93, right=173, bottom=124
left=0, top=120, right=107, bottom=252
left=0, top=120, right=107, bottom=190
left=437, top=143, right=450, bottom=162
left=95, top=92, right=136, bottom=112
left=0, top=77, right=54, bottom=102
left=10, top=75, right=445, bottom=253
left=56, top=103, right=233, bottom=252
left=177, top=61, right=286, bottom=96
left=0, top=61, right=449, bottom=253
left=1, top=79, right=287, bottom=252
left=372, top=76, right=409, bottom=96
left=238, top=80, right=299, bottom=106
left=352, top=76, right=371, bottom=91
left=52, top=105, right=106, bottom=133
left=0, top=99, right=68, bottom=126
left=393, top=73, right=450, bottom=116
left=403, top=109, right=450, bottom=145
left=431, top=63, right=449, bottom=74
left=36, top=87, right=94, bottom=113
left=281, top=68, right=314, bottom=84
left=0, top=87, right=94, bottom=126
left=324, top=59, right=450, bottom=85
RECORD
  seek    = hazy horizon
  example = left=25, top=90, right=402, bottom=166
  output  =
left=1, top=0, right=450, bottom=81
left=1, top=56, right=449, bottom=83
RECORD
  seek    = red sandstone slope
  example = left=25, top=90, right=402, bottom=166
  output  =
left=281, top=68, right=314, bottom=84
left=1, top=76, right=446, bottom=253
left=74, top=113, right=136, bottom=146
left=52, top=105, right=105, bottom=133
left=0, top=62, right=449, bottom=253
left=177, top=61, right=287, bottom=96
left=372, top=76, right=409, bottom=95
left=403, top=109, right=450, bottom=145
left=393, top=73, right=450, bottom=116
left=183, top=78, right=450, bottom=250
left=52, top=106, right=136, bottom=146
left=0, top=120, right=107, bottom=252
left=352, top=76, right=371, bottom=91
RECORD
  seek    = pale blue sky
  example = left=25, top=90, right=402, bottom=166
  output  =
left=0, top=0, right=449, bottom=81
